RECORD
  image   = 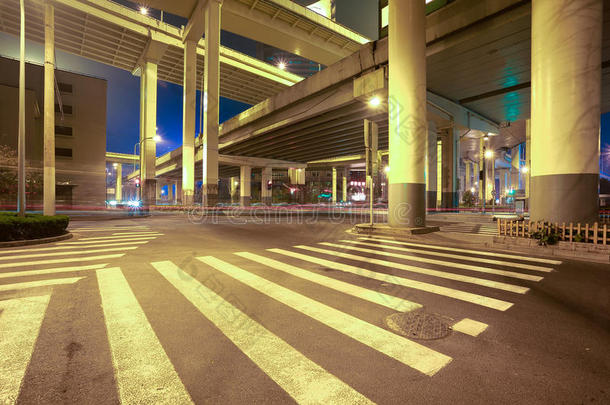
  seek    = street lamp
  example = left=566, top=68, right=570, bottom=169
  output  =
left=369, top=96, right=381, bottom=108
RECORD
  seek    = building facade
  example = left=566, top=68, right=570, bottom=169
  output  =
left=0, top=56, right=107, bottom=209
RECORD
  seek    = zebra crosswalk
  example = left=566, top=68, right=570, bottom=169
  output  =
left=439, top=222, right=498, bottom=235
left=0, top=233, right=561, bottom=403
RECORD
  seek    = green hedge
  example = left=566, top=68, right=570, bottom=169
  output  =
left=0, top=213, right=70, bottom=242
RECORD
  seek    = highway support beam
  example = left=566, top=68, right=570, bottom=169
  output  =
left=115, top=164, right=122, bottom=202
left=261, top=167, right=272, bottom=206
left=202, top=0, right=222, bottom=207
left=387, top=0, right=427, bottom=228
left=342, top=168, right=348, bottom=202
left=240, top=166, right=251, bottom=207
left=426, top=121, right=437, bottom=210
left=531, top=0, right=601, bottom=224
left=332, top=167, right=337, bottom=204
left=43, top=2, right=55, bottom=216
left=181, top=39, right=197, bottom=206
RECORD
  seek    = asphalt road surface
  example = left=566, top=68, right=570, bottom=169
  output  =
left=1, top=214, right=609, bottom=404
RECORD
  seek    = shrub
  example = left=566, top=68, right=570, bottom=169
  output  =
left=0, top=213, right=69, bottom=242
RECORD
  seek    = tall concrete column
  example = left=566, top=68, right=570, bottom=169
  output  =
left=240, top=166, right=251, bottom=206
left=426, top=121, right=437, bottom=209
left=388, top=0, right=427, bottom=227
left=176, top=181, right=182, bottom=204
left=167, top=181, right=174, bottom=203
left=43, top=3, right=55, bottom=216
left=261, top=167, right=272, bottom=205
left=440, top=130, right=456, bottom=209
left=331, top=167, right=337, bottom=204
left=525, top=119, right=531, bottom=202
left=342, top=167, right=348, bottom=202
left=230, top=176, right=238, bottom=203
left=465, top=160, right=471, bottom=191
left=156, top=180, right=163, bottom=203
left=139, top=61, right=158, bottom=207
left=202, top=0, right=222, bottom=207
left=531, top=0, right=601, bottom=224
left=115, top=164, right=122, bottom=201
left=182, top=39, right=197, bottom=206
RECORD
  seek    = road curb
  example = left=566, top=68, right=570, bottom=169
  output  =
left=0, top=232, right=73, bottom=248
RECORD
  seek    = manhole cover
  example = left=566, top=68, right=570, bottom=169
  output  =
left=385, top=311, right=451, bottom=340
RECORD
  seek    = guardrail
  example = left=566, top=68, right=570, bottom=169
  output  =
left=497, top=219, right=609, bottom=245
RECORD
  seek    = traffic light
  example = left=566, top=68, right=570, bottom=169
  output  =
left=267, top=180, right=273, bottom=190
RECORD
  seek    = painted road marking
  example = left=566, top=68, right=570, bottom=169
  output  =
left=364, top=237, right=562, bottom=265
left=304, top=245, right=532, bottom=293
left=320, top=242, right=543, bottom=282
left=78, top=234, right=163, bottom=241
left=152, top=261, right=375, bottom=404
left=0, top=241, right=149, bottom=254
left=452, top=319, right=489, bottom=337
left=270, top=248, right=513, bottom=311
left=70, top=227, right=150, bottom=232
left=349, top=239, right=554, bottom=273
left=0, top=254, right=125, bottom=269
left=0, top=264, right=108, bottom=279
left=0, top=246, right=138, bottom=262
left=96, top=267, right=193, bottom=404
left=0, top=295, right=50, bottom=403
left=197, top=256, right=452, bottom=376
left=111, top=232, right=161, bottom=236
left=65, top=237, right=158, bottom=244
left=236, top=251, right=422, bottom=312
left=0, top=277, right=85, bottom=292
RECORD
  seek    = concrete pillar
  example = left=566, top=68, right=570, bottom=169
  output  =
left=202, top=0, right=222, bottom=207
left=525, top=119, right=531, bottom=202
left=531, top=0, right=601, bottom=224
left=388, top=0, right=427, bottom=227
left=139, top=60, right=158, bottom=207
left=465, top=160, right=471, bottom=191
left=167, top=181, right=174, bottom=203
left=182, top=39, right=197, bottom=206
left=176, top=181, right=182, bottom=204
left=115, top=164, right=122, bottom=201
left=478, top=138, right=485, bottom=203
left=440, top=130, right=456, bottom=209
left=43, top=3, right=55, bottom=216
left=156, top=180, right=163, bottom=203
left=342, top=167, right=348, bottom=202
left=331, top=167, right=337, bottom=204
left=17, top=0, right=25, bottom=215
left=261, top=167, right=272, bottom=205
left=240, top=166, right=251, bottom=206
left=426, top=121, right=437, bottom=209
left=230, top=176, right=238, bottom=203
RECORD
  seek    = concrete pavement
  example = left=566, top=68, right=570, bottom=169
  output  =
left=0, top=216, right=609, bottom=404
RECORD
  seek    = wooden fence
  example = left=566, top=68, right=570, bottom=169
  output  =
left=497, top=219, right=609, bottom=245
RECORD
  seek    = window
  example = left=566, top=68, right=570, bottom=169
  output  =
left=57, top=82, right=72, bottom=94
left=55, top=147, right=73, bottom=158
left=55, top=125, right=73, bottom=136
left=55, top=104, right=73, bottom=114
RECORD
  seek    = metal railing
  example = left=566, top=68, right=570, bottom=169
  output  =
left=497, top=219, right=610, bottom=245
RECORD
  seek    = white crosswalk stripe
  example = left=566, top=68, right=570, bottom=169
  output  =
left=152, top=260, right=375, bottom=404
left=270, top=248, right=514, bottom=311
left=363, top=236, right=562, bottom=264
left=97, top=267, right=194, bottom=404
left=440, top=223, right=498, bottom=235
left=0, top=295, right=51, bottom=404
left=197, top=255, right=453, bottom=376
left=0, top=277, right=85, bottom=292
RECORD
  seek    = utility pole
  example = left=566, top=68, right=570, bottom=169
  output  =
left=17, top=0, right=26, bottom=216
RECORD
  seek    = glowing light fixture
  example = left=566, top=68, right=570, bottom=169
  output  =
left=139, top=7, right=148, bottom=15
left=112, top=162, right=118, bottom=168
left=384, top=165, right=390, bottom=173
left=484, top=150, right=494, bottom=159
left=521, top=166, right=529, bottom=174
left=153, top=135, right=162, bottom=143
left=470, top=187, right=475, bottom=193
left=277, top=61, right=286, bottom=70
left=369, top=96, right=381, bottom=108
